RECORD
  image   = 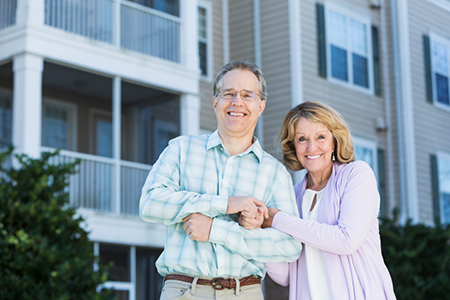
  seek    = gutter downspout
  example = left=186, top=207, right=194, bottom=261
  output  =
left=288, top=0, right=305, bottom=184
left=380, top=0, right=396, bottom=218
left=390, top=0, right=419, bottom=223
left=253, top=0, right=264, bottom=146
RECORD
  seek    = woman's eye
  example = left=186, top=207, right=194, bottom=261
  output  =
left=299, top=137, right=306, bottom=141
left=318, top=135, right=325, bottom=139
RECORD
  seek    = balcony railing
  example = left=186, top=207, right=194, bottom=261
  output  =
left=0, top=0, right=17, bottom=30
left=44, top=0, right=180, bottom=63
left=45, top=148, right=151, bottom=216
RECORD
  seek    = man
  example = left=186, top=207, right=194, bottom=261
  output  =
left=139, top=61, right=302, bottom=299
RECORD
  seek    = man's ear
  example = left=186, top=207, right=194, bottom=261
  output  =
left=258, top=100, right=266, bottom=116
left=213, top=97, right=218, bottom=110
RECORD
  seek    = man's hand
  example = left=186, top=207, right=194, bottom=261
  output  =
left=182, top=213, right=213, bottom=242
left=227, top=196, right=269, bottom=219
left=238, top=209, right=265, bottom=229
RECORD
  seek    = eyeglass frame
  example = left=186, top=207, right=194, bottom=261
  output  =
left=215, top=89, right=262, bottom=101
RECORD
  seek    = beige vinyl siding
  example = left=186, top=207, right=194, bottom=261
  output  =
left=408, top=0, right=450, bottom=223
left=301, top=1, right=385, bottom=143
left=259, top=0, right=291, bottom=158
left=301, top=0, right=399, bottom=210
left=229, top=0, right=254, bottom=61
left=199, top=0, right=225, bottom=132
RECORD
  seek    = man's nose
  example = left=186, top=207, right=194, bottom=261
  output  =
left=231, top=93, right=244, bottom=105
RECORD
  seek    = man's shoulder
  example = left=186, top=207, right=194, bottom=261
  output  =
left=169, top=134, right=209, bottom=147
left=260, top=151, right=289, bottom=172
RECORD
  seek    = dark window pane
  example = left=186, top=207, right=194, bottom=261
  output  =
left=331, top=45, right=348, bottom=81
left=199, top=41, right=207, bottom=76
left=436, top=73, right=450, bottom=105
left=100, top=244, right=130, bottom=282
left=128, top=0, right=179, bottom=17
left=353, top=53, right=368, bottom=88
left=113, top=290, right=129, bottom=300
left=136, top=248, right=164, bottom=300
left=0, top=97, right=12, bottom=148
left=443, top=193, right=450, bottom=223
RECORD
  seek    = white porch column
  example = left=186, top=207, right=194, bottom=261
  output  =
left=112, top=76, right=122, bottom=215
left=180, top=0, right=199, bottom=72
left=12, top=53, right=44, bottom=158
left=180, top=94, right=200, bottom=136
left=16, top=0, right=45, bottom=26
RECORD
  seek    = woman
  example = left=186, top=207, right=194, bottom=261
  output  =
left=240, top=101, right=396, bottom=299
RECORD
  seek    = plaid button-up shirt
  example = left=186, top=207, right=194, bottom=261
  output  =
left=139, top=130, right=302, bottom=278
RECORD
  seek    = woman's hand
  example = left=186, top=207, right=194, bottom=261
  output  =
left=261, top=207, right=280, bottom=228
left=239, top=207, right=281, bottom=229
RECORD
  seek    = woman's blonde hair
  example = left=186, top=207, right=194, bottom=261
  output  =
left=279, top=101, right=355, bottom=171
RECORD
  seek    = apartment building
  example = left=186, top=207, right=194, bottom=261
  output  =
left=1, top=0, right=449, bottom=299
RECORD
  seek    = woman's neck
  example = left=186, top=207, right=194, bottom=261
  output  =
left=306, top=166, right=333, bottom=191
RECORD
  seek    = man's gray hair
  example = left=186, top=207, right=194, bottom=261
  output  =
left=213, top=60, right=267, bottom=100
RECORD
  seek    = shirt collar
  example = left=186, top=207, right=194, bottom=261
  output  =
left=207, top=130, right=263, bottom=163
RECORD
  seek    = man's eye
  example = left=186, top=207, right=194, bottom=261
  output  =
left=242, top=93, right=253, bottom=99
left=223, top=91, right=235, bottom=97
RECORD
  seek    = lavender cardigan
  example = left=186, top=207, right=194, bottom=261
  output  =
left=265, top=161, right=396, bottom=300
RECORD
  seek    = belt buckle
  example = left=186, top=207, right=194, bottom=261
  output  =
left=211, top=277, right=229, bottom=290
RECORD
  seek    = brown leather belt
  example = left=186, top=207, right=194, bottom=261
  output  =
left=164, top=274, right=261, bottom=290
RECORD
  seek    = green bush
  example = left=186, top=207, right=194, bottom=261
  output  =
left=380, top=210, right=450, bottom=300
left=0, top=149, right=113, bottom=300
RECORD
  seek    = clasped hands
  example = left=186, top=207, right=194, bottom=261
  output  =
left=182, top=196, right=280, bottom=241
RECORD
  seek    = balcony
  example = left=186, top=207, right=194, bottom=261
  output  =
left=0, top=0, right=181, bottom=63
left=0, top=61, right=181, bottom=217
left=46, top=148, right=151, bottom=216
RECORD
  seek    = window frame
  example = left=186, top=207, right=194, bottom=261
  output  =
left=42, top=98, right=78, bottom=151
left=429, top=32, right=450, bottom=113
left=324, top=3, right=374, bottom=95
left=198, top=0, right=213, bottom=82
left=353, top=136, right=378, bottom=179
left=437, top=151, right=450, bottom=223
left=95, top=242, right=163, bottom=300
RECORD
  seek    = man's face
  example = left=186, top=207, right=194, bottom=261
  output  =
left=213, top=69, right=266, bottom=140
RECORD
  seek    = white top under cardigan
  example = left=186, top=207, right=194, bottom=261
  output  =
left=301, top=188, right=332, bottom=300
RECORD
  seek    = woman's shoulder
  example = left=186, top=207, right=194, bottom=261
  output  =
left=334, top=160, right=375, bottom=181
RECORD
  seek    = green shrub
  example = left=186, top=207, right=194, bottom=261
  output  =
left=0, top=148, right=113, bottom=300
left=380, top=210, right=450, bottom=300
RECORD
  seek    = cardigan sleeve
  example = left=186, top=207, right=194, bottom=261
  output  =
left=272, top=161, right=380, bottom=255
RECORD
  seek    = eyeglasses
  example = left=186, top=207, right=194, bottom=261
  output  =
left=217, top=89, right=261, bottom=101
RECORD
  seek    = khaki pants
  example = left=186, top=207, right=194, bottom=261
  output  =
left=160, top=279, right=264, bottom=300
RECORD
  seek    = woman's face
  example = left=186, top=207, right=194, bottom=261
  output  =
left=293, top=117, right=335, bottom=177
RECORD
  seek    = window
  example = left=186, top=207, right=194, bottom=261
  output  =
left=127, top=0, right=180, bottom=17
left=198, top=1, right=212, bottom=79
left=89, top=109, right=113, bottom=158
left=354, top=137, right=387, bottom=216
left=435, top=152, right=450, bottom=223
left=428, top=34, right=450, bottom=111
left=354, top=137, right=378, bottom=178
left=96, top=243, right=163, bottom=300
left=42, top=99, right=77, bottom=151
left=0, top=91, right=12, bottom=149
left=316, top=3, right=378, bottom=94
